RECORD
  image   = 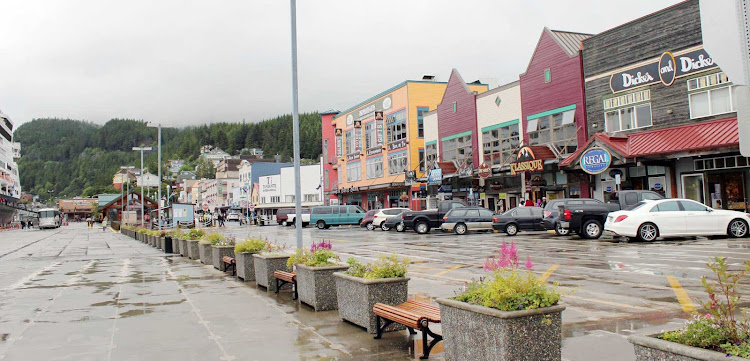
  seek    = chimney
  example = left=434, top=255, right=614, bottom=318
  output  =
left=422, top=75, right=435, bottom=81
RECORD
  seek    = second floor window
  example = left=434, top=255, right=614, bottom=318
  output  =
left=689, top=72, right=734, bottom=119
left=442, top=134, right=472, bottom=163
left=388, top=151, right=408, bottom=175
left=528, top=111, right=577, bottom=155
left=425, top=143, right=437, bottom=170
left=604, top=89, right=652, bottom=133
left=483, top=123, right=519, bottom=166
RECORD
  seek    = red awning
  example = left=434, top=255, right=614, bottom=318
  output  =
left=560, top=117, right=738, bottom=167
left=437, top=161, right=457, bottom=174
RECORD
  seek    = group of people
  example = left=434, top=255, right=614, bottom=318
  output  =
left=519, top=197, right=547, bottom=208
left=200, top=212, right=226, bottom=227
left=19, top=220, right=33, bottom=229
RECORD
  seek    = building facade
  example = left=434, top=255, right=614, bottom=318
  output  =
left=562, top=0, right=746, bottom=211
left=519, top=27, right=592, bottom=202
left=325, top=79, right=487, bottom=210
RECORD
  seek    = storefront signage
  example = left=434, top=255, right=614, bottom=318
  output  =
left=375, top=112, right=384, bottom=145
left=345, top=95, right=393, bottom=126
left=366, top=147, right=382, bottom=156
left=428, top=168, right=442, bottom=185
left=580, top=147, right=612, bottom=174
left=346, top=153, right=360, bottom=161
left=510, top=146, right=544, bottom=176
left=388, top=139, right=407, bottom=150
left=478, top=163, right=491, bottom=178
left=610, top=48, right=717, bottom=93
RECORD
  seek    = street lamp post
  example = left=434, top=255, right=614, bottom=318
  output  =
left=133, top=146, right=152, bottom=227
left=290, top=0, right=302, bottom=250
left=146, top=123, right=162, bottom=230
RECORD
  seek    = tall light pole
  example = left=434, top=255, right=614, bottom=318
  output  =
left=290, top=0, right=302, bottom=249
left=147, top=123, right=163, bottom=230
left=133, top=146, right=152, bottom=227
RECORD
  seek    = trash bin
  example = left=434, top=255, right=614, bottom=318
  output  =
left=164, top=236, right=173, bottom=253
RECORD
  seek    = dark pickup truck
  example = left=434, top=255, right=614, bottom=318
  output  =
left=558, top=190, right=664, bottom=239
left=401, top=200, right=466, bottom=234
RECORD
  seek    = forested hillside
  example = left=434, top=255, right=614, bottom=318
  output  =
left=14, top=113, right=322, bottom=199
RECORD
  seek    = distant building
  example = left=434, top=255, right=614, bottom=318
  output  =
left=176, top=171, right=196, bottom=184
left=11, top=142, right=20, bottom=160
left=136, top=172, right=160, bottom=188
left=200, top=145, right=230, bottom=167
left=241, top=148, right=264, bottom=159
left=58, top=197, right=97, bottom=219
left=112, top=168, right=137, bottom=191
left=96, top=194, right=120, bottom=206
left=168, top=159, right=185, bottom=174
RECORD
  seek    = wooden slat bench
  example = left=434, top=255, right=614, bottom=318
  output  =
left=273, top=270, right=297, bottom=300
left=373, top=300, right=442, bottom=359
left=221, top=256, right=236, bottom=276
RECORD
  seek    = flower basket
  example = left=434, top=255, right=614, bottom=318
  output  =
left=296, top=264, right=349, bottom=311
left=436, top=298, right=565, bottom=361
left=333, top=272, right=409, bottom=333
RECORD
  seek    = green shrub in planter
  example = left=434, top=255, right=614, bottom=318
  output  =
left=198, top=233, right=224, bottom=265
left=437, top=241, right=565, bottom=361
left=234, top=238, right=266, bottom=281
left=334, top=254, right=410, bottom=333
left=289, top=241, right=348, bottom=311
left=211, top=235, right=236, bottom=270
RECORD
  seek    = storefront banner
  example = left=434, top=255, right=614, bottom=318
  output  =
left=510, top=160, right=543, bottom=176
left=428, top=168, right=442, bottom=185
left=375, top=113, right=384, bottom=145
left=610, top=48, right=718, bottom=93
left=345, top=95, right=393, bottom=126
left=580, top=147, right=612, bottom=174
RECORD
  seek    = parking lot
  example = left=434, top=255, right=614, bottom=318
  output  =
left=0, top=222, right=748, bottom=361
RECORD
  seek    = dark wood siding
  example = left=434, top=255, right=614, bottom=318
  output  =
left=437, top=71, right=480, bottom=166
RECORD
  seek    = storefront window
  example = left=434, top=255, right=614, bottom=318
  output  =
left=442, top=134, right=472, bottom=163
left=528, top=112, right=577, bottom=154
left=688, top=72, right=734, bottom=119
left=366, top=157, right=383, bottom=179
left=388, top=151, right=408, bottom=175
left=387, top=110, right=407, bottom=143
left=483, top=123, right=519, bottom=166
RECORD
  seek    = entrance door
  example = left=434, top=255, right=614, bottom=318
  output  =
left=681, top=174, right=705, bottom=204
left=487, top=197, right=495, bottom=212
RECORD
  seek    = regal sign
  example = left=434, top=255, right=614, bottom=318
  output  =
left=509, top=146, right=544, bottom=176
left=580, top=147, right=612, bottom=175
left=610, top=48, right=717, bottom=93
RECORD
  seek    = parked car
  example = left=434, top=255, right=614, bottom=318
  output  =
left=558, top=191, right=665, bottom=239
left=281, top=208, right=311, bottom=227
left=401, top=201, right=466, bottom=234
left=381, top=214, right=406, bottom=232
left=372, top=208, right=410, bottom=230
left=604, top=198, right=750, bottom=241
left=492, top=207, right=545, bottom=236
left=542, top=191, right=664, bottom=236
left=311, top=205, right=366, bottom=229
left=360, top=210, right=379, bottom=230
left=440, top=207, right=496, bottom=235
left=226, top=210, right=240, bottom=222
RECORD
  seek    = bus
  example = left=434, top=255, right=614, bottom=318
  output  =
left=38, top=208, right=62, bottom=229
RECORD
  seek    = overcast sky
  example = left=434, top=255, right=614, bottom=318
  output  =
left=1, top=0, right=683, bottom=127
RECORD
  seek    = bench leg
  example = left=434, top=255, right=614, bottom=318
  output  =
left=293, top=281, right=298, bottom=300
left=419, top=324, right=443, bottom=360
left=407, top=327, right=416, bottom=335
left=275, top=278, right=281, bottom=293
left=373, top=316, right=394, bottom=340
left=221, top=262, right=225, bottom=272
left=231, top=263, right=236, bottom=276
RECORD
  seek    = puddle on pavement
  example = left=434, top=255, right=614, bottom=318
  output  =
left=563, top=311, right=676, bottom=338
left=119, top=309, right=154, bottom=318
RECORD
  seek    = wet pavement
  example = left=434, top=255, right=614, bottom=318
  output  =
left=0, top=222, right=748, bottom=360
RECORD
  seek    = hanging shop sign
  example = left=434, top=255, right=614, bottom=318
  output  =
left=375, top=111, right=384, bottom=145
left=388, top=139, right=407, bottom=150
left=477, top=163, right=491, bottom=179
left=580, top=147, right=612, bottom=174
left=428, top=168, right=443, bottom=185
left=610, top=48, right=717, bottom=93
left=510, top=146, right=544, bottom=176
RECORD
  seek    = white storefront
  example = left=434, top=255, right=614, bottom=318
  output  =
left=256, top=164, right=324, bottom=216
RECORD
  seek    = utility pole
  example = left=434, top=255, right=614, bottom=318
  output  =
left=157, top=124, right=162, bottom=230
left=290, top=0, right=302, bottom=249
left=133, top=146, right=152, bottom=227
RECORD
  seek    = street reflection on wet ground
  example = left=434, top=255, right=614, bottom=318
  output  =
left=0, top=222, right=748, bottom=360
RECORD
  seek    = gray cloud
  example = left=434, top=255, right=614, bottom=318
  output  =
left=0, top=0, right=682, bottom=127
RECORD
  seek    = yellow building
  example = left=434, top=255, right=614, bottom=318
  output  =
left=331, top=79, right=487, bottom=210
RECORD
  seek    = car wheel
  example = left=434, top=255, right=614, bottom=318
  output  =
left=505, top=223, right=518, bottom=236
left=381, top=223, right=390, bottom=231
left=554, top=224, right=570, bottom=236
left=637, top=223, right=659, bottom=242
left=366, top=222, right=375, bottom=231
left=582, top=219, right=603, bottom=239
left=316, top=220, right=326, bottom=230
left=415, top=221, right=430, bottom=234
left=396, top=223, right=405, bottom=232
left=282, top=220, right=288, bottom=226
left=728, top=219, right=748, bottom=238
left=454, top=223, right=468, bottom=235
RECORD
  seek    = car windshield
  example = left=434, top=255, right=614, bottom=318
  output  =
left=625, top=201, right=648, bottom=211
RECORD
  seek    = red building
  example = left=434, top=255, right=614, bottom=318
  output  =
left=320, top=110, right=340, bottom=205
left=519, top=27, right=592, bottom=200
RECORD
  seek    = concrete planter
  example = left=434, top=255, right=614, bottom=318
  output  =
left=178, top=238, right=188, bottom=257
left=628, top=334, right=749, bottom=361
left=296, top=264, right=349, bottom=311
left=187, top=240, right=200, bottom=260
left=252, top=254, right=291, bottom=292
left=158, top=236, right=165, bottom=250
left=199, top=242, right=212, bottom=265
left=236, top=252, right=257, bottom=281
left=170, top=237, right=178, bottom=254
left=436, top=298, right=565, bottom=361
left=211, top=245, right=235, bottom=270
left=333, top=272, right=409, bottom=334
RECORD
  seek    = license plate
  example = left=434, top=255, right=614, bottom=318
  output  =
left=560, top=221, right=570, bottom=228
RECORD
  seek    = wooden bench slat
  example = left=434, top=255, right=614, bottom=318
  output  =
left=273, top=271, right=296, bottom=282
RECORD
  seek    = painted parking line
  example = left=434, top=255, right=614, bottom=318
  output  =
left=666, top=276, right=696, bottom=313
left=436, top=264, right=473, bottom=276
left=539, top=264, right=559, bottom=282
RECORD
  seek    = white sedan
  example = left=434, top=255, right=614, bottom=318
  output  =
left=372, top=208, right=410, bottom=231
left=604, top=198, right=750, bottom=241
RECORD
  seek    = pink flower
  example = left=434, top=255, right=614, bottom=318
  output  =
left=524, top=255, right=534, bottom=270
